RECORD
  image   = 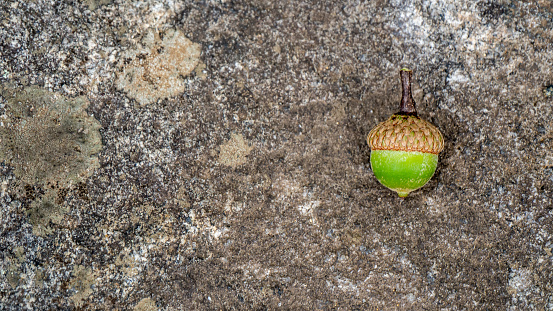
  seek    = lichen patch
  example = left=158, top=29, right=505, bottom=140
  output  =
left=218, top=133, right=253, bottom=168
left=0, top=85, right=103, bottom=236
left=116, top=28, right=201, bottom=105
left=134, top=298, right=157, bottom=311
left=81, top=0, right=111, bottom=10
left=69, top=265, right=97, bottom=308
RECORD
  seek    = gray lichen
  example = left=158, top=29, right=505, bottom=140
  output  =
left=0, top=85, right=103, bottom=236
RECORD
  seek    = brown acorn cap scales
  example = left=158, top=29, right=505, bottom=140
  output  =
left=367, top=69, right=444, bottom=154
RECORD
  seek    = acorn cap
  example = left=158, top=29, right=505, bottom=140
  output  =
left=367, top=114, right=444, bottom=154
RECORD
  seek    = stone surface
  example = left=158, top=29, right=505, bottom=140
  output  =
left=0, top=0, right=553, bottom=310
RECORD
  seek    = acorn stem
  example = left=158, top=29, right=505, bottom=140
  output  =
left=399, top=68, right=417, bottom=115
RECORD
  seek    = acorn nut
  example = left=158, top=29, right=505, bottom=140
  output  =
left=367, top=69, right=444, bottom=197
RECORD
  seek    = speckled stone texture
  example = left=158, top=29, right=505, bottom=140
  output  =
left=1, top=0, right=552, bottom=310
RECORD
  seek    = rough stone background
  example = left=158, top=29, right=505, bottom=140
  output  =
left=1, top=0, right=552, bottom=310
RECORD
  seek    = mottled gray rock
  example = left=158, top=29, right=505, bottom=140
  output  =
left=1, top=0, right=552, bottom=310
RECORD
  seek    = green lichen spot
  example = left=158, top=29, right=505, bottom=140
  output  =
left=0, top=85, right=103, bottom=235
left=370, top=150, right=438, bottom=197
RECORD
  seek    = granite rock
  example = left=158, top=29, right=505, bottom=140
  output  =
left=1, top=0, right=552, bottom=309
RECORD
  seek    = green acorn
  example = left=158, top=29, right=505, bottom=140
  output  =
left=367, top=69, right=444, bottom=197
